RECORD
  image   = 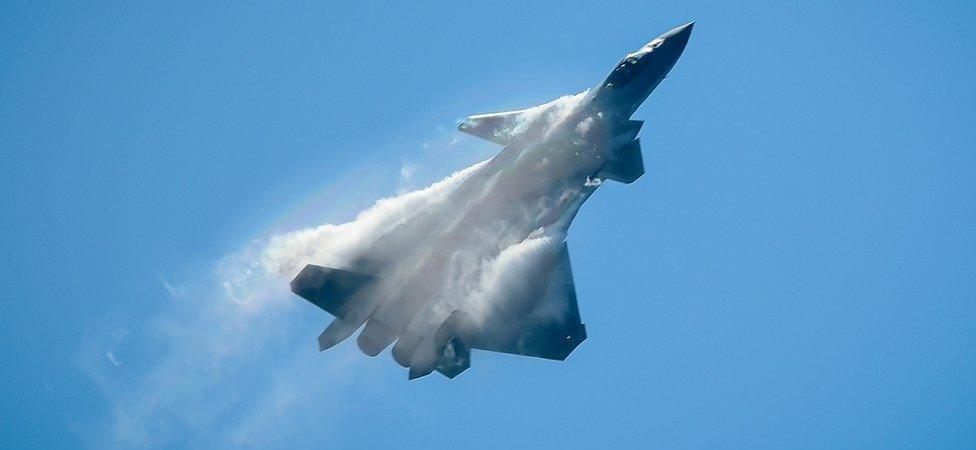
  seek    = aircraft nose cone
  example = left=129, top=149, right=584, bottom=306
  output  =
left=662, top=21, right=694, bottom=43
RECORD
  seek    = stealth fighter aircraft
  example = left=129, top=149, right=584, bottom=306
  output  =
left=291, top=22, right=694, bottom=379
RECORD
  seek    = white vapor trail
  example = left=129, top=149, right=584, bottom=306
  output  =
left=261, top=161, right=488, bottom=280
left=79, top=91, right=592, bottom=448
left=78, top=159, right=491, bottom=448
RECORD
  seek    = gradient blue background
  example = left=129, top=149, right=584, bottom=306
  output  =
left=2, top=1, right=974, bottom=449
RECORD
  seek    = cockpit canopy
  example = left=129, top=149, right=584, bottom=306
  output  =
left=606, top=56, right=640, bottom=88
left=604, top=37, right=666, bottom=89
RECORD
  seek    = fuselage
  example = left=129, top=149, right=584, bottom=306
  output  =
left=383, top=22, right=694, bottom=359
left=320, top=23, right=695, bottom=362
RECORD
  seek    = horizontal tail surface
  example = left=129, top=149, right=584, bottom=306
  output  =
left=290, top=265, right=376, bottom=318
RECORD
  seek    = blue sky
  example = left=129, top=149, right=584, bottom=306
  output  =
left=2, top=1, right=974, bottom=449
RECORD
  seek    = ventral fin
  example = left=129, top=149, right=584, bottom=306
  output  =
left=599, top=138, right=645, bottom=184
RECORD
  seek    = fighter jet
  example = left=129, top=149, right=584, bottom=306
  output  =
left=291, top=22, right=694, bottom=379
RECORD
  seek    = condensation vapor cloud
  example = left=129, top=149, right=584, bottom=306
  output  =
left=80, top=91, right=592, bottom=448
left=260, top=161, right=488, bottom=280
left=263, top=91, right=590, bottom=333
left=79, top=162, right=487, bottom=449
left=263, top=91, right=592, bottom=344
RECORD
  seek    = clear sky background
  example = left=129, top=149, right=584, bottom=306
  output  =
left=2, top=1, right=974, bottom=449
